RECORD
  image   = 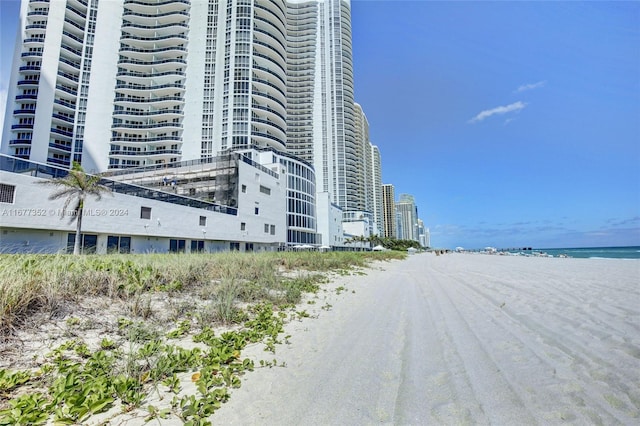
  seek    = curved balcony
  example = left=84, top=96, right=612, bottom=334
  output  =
left=61, top=43, right=82, bottom=59
left=13, top=109, right=36, bottom=116
left=51, top=127, right=74, bottom=139
left=65, top=5, right=86, bottom=19
left=67, top=0, right=88, bottom=9
left=9, top=139, right=33, bottom=146
left=117, top=57, right=186, bottom=73
left=62, top=30, right=84, bottom=47
left=123, top=10, right=189, bottom=22
left=11, top=123, right=34, bottom=130
left=26, top=11, right=48, bottom=17
left=114, top=96, right=184, bottom=110
left=121, top=21, right=188, bottom=37
left=254, top=15, right=285, bottom=43
left=53, top=98, right=77, bottom=112
left=254, top=65, right=286, bottom=89
left=17, top=79, right=39, bottom=87
left=21, top=51, right=43, bottom=58
left=57, top=70, right=79, bottom=85
left=19, top=65, right=41, bottom=74
left=255, top=3, right=286, bottom=29
left=109, top=149, right=180, bottom=156
left=52, top=113, right=75, bottom=124
left=252, top=102, right=286, bottom=123
left=113, top=108, right=182, bottom=120
left=120, top=32, right=187, bottom=46
left=124, top=0, right=189, bottom=15
left=251, top=116, right=286, bottom=136
left=250, top=130, right=285, bottom=150
left=253, top=51, right=285, bottom=76
left=47, top=157, right=71, bottom=166
left=120, top=44, right=186, bottom=58
left=25, top=23, right=47, bottom=32
left=49, top=141, right=73, bottom=153
left=253, top=26, right=286, bottom=51
left=116, top=70, right=185, bottom=86
left=110, top=135, right=181, bottom=144
left=23, top=37, right=46, bottom=48
left=251, top=85, right=285, bottom=110
left=111, top=121, right=183, bottom=131
left=15, top=94, right=38, bottom=101
left=63, top=17, right=85, bottom=35
left=115, top=82, right=184, bottom=97
left=253, top=39, right=286, bottom=65
left=58, top=57, right=81, bottom=72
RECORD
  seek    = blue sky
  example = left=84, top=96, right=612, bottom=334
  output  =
left=2, top=0, right=639, bottom=249
left=352, top=0, right=639, bottom=249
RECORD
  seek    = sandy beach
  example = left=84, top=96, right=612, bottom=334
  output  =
left=212, top=253, right=640, bottom=425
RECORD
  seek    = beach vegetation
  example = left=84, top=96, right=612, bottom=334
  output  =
left=0, top=250, right=403, bottom=424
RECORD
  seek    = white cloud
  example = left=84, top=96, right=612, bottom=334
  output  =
left=515, top=80, right=546, bottom=93
left=468, top=101, right=526, bottom=124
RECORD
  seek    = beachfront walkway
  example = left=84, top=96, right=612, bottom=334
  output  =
left=213, top=253, right=640, bottom=425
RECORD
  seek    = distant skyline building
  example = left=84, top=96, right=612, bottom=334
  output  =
left=417, top=219, right=430, bottom=248
left=396, top=193, right=418, bottom=242
left=369, top=144, right=382, bottom=235
left=381, top=183, right=396, bottom=238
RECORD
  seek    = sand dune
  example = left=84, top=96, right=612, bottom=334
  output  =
left=213, top=253, right=640, bottom=425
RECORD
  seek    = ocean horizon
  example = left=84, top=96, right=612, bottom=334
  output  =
left=528, top=246, right=640, bottom=259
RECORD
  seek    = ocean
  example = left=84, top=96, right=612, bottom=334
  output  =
left=531, top=246, right=640, bottom=259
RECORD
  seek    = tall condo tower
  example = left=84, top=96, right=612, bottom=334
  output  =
left=1, top=0, right=105, bottom=168
left=382, top=183, right=396, bottom=238
left=285, top=0, right=355, bottom=211
left=397, top=193, right=419, bottom=242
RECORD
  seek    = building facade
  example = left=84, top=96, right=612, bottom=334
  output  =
left=396, top=193, right=418, bottom=242
left=2, top=0, right=378, bottom=250
left=381, top=183, right=396, bottom=238
left=0, top=153, right=285, bottom=254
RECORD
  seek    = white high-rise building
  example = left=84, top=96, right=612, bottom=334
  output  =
left=397, top=193, right=419, bottom=242
left=2, top=0, right=373, bottom=248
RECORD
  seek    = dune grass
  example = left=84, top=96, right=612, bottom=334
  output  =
left=0, top=250, right=404, bottom=425
left=0, top=250, right=403, bottom=338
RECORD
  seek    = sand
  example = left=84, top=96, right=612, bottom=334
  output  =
left=211, top=253, right=640, bottom=425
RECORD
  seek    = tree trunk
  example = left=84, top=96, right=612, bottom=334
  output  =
left=73, top=205, right=83, bottom=255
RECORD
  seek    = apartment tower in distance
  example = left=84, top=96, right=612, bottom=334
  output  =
left=396, top=193, right=418, bottom=242
left=381, top=183, right=396, bottom=238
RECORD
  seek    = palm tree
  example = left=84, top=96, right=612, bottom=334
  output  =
left=40, top=162, right=112, bottom=254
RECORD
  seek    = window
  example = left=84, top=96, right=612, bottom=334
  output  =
left=241, top=184, right=247, bottom=193
left=259, top=185, right=271, bottom=195
left=254, top=207, right=259, bottom=215
left=107, top=236, right=131, bottom=253
left=191, top=240, right=205, bottom=253
left=240, top=222, right=246, bottom=231
left=169, top=239, right=186, bottom=253
left=199, top=216, right=207, bottom=226
left=0, top=184, right=16, bottom=203
left=67, top=233, right=97, bottom=254
left=264, top=223, right=269, bottom=233
left=140, top=206, right=151, bottom=219
left=270, top=225, right=276, bottom=235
